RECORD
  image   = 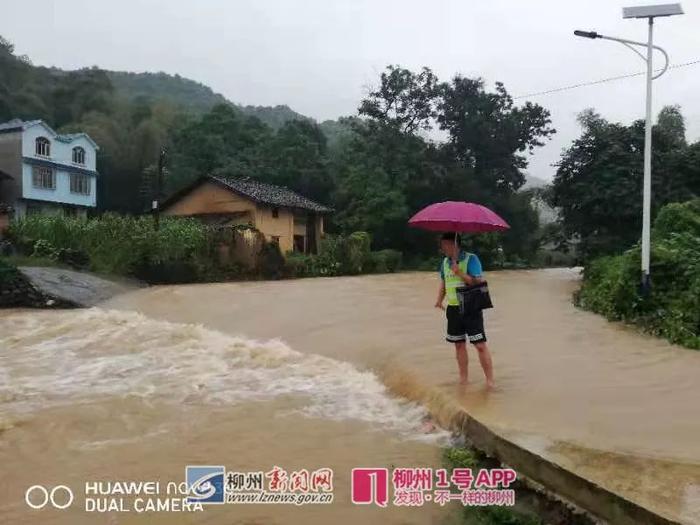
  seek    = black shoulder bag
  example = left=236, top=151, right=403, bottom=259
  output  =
left=456, top=281, right=493, bottom=316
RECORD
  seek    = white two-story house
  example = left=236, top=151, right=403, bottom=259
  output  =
left=0, top=119, right=99, bottom=217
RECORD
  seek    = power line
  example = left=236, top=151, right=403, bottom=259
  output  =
left=513, top=59, right=700, bottom=100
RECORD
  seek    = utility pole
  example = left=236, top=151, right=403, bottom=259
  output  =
left=153, top=148, right=166, bottom=231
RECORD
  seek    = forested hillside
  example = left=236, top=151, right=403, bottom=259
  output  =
left=0, top=35, right=309, bottom=210
left=108, top=70, right=309, bottom=128
left=106, top=71, right=229, bottom=114
left=1, top=35, right=554, bottom=263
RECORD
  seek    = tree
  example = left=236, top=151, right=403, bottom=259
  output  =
left=358, top=65, right=439, bottom=134
left=344, top=66, right=553, bottom=259
left=550, top=106, right=699, bottom=259
left=264, top=119, right=331, bottom=201
left=1, top=36, right=559, bottom=266
left=438, top=78, right=555, bottom=193
left=168, top=104, right=272, bottom=190
left=51, top=68, right=114, bottom=127
left=656, top=104, right=686, bottom=148
left=328, top=121, right=413, bottom=248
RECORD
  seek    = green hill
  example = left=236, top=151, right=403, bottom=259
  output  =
left=319, top=118, right=355, bottom=148
left=107, top=70, right=309, bottom=129
left=106, top=71, right=229, bottom=114
left=238, top=104, right=309, bottom=129
left=1, top=33, right=341, bottom=138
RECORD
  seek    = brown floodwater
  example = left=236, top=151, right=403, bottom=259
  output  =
left=1, top=269, right=699, bottom=524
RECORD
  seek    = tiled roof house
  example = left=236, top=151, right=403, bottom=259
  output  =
left=162, top=175, right=332, bottom=255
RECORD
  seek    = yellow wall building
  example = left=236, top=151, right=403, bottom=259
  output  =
left=162, top=176, right=330, bottom=255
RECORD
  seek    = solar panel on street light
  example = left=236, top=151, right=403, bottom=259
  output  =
left=622, top=3, right=683, bottom=19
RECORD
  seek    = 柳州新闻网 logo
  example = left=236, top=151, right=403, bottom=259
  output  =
left=186, top=466, right=225, bottom=504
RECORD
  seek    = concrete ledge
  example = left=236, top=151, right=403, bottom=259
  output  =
left=1, top=263, right=73, bottom=308
left=18, top=267, right=143, bottom=307
left=454, top=411, right=679, bottom=525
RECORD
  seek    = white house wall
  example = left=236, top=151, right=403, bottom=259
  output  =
left=17, top=122, right=98, bottom=209
left=21, top=163, right=96, bottom=207
left=21, top=123, right=97, bottom=171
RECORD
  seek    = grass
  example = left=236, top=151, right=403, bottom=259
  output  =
left=442, top=447, right=542, bottom=525
left=0, top=254, right=69, bottom=269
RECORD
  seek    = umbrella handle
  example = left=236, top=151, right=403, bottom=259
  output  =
left=446, top=233, right=460, bottom=267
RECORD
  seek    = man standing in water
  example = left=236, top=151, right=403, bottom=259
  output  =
left=434, top=233, right=495, bottom=387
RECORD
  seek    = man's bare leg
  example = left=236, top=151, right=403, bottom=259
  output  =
left=474, top=342, right=495, bottom=388
left=455, top=341, right=469, bottom=384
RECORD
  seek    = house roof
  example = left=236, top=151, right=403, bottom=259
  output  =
left=164, top=175, right=333, bottom=214
left=0, top=119, right=100, bottom=150
left=0, top=119, right=42, bottom=133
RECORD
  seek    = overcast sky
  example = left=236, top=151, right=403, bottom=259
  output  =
left=3, top=0, right=699, bottom=181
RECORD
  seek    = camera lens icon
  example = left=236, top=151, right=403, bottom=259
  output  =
left=25, top=485, right=74, bottom=510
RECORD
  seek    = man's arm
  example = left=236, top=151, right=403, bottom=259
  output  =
left=451, top=255, right=484, bottom=285
left=435, top=280, right=446, bottom=309
left=450, top=262, right=481, bottom=285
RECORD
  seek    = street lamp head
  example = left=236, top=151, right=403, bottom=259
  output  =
left=622, top=3, right=683, bottom=19
left=574, top=30, right=600, bottom=39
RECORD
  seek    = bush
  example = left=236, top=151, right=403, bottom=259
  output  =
left=9, top=214, right=212, bottom=282
left=0, top=258, right=21, bottom=286
left=134, top=260, right=199, bottom=284
left=368, top=249, right=402, bottom=273
left=283, top=252, right=311, bottom=278
left=403, top=255, right=442, bottom=272
left=344, top=231, right=371, bottom=274
left=578, top=199, right=700, bottom=349
left=9, top=216, right=405, bottom=283
left=500, top=258, right=530, bottom=270
left=258, top=241, right=285, bottom=280
left=462, top=232, right=502, bottom=269
left=442, top=447, right=478, bottom=470
left=284, top=232, right=402, bottom=278
left=0, top=240, right=14, bottom=257
left=315, top=235, right=343, bottom=276
left=284, top=252, right=335, bottom=278
left=32, top=239, right=60, bottom=260
left=532, top=249, right=576, bottom=268
left=653, top=199, right=700, bottom=239
left=57, top=248, right=90, bottom=269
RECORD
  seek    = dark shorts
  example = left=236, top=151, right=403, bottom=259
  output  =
left=446, top=305, right=487, bottom=345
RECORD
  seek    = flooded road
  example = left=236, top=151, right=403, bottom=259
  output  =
left=2, top=269, right=700, bottom=523
left=0, top=308, right=450, bottom=525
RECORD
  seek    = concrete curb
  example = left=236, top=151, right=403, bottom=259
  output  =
left=454, top=411, right=679, bottom=525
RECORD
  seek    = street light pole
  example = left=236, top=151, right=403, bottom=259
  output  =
left=641, top=17, right=654, bottom=292
left=574, top=3, right=683, bottom=294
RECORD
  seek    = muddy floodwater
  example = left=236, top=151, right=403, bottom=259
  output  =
left=1, top=269, right=699, bottom=524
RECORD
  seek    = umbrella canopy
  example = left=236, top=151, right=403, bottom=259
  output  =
left=408, top=201, right=510, bottom=233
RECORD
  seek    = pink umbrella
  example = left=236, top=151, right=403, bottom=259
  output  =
left=408, top=201, right=510, bottom=233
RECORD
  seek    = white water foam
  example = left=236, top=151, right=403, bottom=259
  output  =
left=0, top=309, right=445, bottom=441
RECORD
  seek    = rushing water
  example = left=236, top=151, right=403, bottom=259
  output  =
left=1, top=269, right=700, bottom=524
